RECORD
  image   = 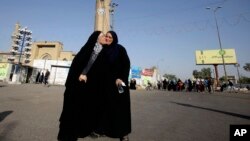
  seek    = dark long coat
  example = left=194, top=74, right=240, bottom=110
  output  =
left=58, top=31, right=131, bottom=140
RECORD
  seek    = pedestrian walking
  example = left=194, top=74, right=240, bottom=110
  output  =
left=129, top=79, right=136, bottom=90
left=39, top=71, right=44, bottom=83
left=35, top=70, right=41, bottom=83
left=228, top=79, right=234, bottom=92
left=44, top=69, right=50, bottom=86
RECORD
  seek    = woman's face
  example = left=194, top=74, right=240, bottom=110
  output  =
left=105, top=32, right=113, bottom=45
left=98, top=33, right=106, bottom=45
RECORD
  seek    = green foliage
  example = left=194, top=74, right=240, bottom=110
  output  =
left=201, top=68, right=211, bottom=78
left=219, top=76, right=250, bottom=84
left=193, top=68, right=211, bottom=79
left=239, top=76, right=250, bottom=84
left=163, top=74, right=177, bottom=81
left=192, top=70, right=200, bottom=79
left=243, top=63, right=250, bottom=72
left=151, top=66, right=157, bottom=70
left=219, top=76, right=226, bottom=82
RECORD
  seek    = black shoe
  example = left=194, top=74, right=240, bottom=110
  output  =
left=120, top=136, right=129, bottom=141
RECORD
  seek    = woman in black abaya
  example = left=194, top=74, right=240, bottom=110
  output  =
left=99, top=31, right=131, bottom=141
left=58, top=30, right=131, bottom=141
left=58, top=31, right=108, bottom=141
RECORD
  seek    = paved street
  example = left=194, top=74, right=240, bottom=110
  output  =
left=0, top=83, right=250, bottom=141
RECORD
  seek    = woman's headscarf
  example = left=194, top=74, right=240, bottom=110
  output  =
left=106, top=31, right=118, bottom=46
left=65, top=31, right=102, bottom=87
left=105, top=31, right=120, bottom=64
left=77, top=31, right=102, bottom=56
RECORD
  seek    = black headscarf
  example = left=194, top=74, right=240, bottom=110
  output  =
left=104, top=31, right=120, bottom=64
left=77, top=31, right=102, bottom=59
left=107, top=31, right=118, bottom=45
left=65, top=31, right=102, bottom=87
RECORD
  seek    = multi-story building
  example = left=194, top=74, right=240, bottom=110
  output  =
left=0, top=23, right=75, bottom=83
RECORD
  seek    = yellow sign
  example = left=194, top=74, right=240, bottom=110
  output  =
left=195, top=49, right=237, bottom=65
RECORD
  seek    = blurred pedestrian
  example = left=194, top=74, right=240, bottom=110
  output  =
left=129, top=79, right=136, bottom=90
left=44, top=69, right=50, bottom=86
left=35, top=70, right=41, bottom=83
left=228, top=79, right=234, bottom=92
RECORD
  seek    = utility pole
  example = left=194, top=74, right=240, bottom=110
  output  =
left=207, top=6, right=228, bottom=82
left=95, top=0, right=111, bottom=33
left=110, top=2, right=118, bottom=30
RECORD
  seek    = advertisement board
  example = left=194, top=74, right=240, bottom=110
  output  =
left=195, top=49, right=237, bottom=65
left=131, top=66, right=142, bottom=78
left=0, top=63, right=9, bottom=80
left=141, top=69, right=154, bottom=76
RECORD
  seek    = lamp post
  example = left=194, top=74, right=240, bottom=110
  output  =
left=110, top=2, right=118, bottom=30
left=206, top=6, right=228, bottom=82
left=8, top=26, right=32, bottom=83
left=234, top=63, right=241, bottom=88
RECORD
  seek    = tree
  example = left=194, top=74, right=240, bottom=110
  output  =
left=201, top=68, right=211, bottom=78
left=192, top=68, right=211, bottom=79
left=239, top=76, right=250, bottom=84
left=193, top=70, right=199, bottom=79
left=151, top=66, right=157, bottom=70
left=163, top=74, right=177, bottom=81
left=219, top=76, right=226, bottom=82
left=243, top=63, right=250, bottom=72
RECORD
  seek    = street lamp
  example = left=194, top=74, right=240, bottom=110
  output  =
left=8, top=26, right=32, bottom=83
left=206, top=6, right=228, bottom=82
left=234, top=63, right=241, bottom=88
left=110, top=2, right=118, bottom=30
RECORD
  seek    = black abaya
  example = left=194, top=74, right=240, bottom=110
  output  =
left=58, top=31, right=131, bottom=140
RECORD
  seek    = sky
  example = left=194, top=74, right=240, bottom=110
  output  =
left=0, top=0, right=250, bottom=80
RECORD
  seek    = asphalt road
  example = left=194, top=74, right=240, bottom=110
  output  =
left=0, top=84, right=250, bottom=141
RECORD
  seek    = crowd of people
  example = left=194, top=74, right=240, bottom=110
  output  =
left=139, top=78, right=237, bottom=93
left=35, top=69, right=50, bottom=86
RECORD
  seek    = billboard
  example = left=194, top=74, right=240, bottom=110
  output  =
left=141, top=69, right=154, bottom=76
left=195, top=49, right=237, bottom=65
left=0, top=63, right=10, bottom=80
left=131, top=66, right=142, bottom=78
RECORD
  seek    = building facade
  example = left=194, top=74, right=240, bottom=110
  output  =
left=28, top=41, right=75, bottom=66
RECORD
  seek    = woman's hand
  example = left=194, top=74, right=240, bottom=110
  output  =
left=79, top=74, right=87, bottom=82
left=116, top=78, right=123, bottom=86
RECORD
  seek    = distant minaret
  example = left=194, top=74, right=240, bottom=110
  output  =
left=94, top=0, right=111, bottom=33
